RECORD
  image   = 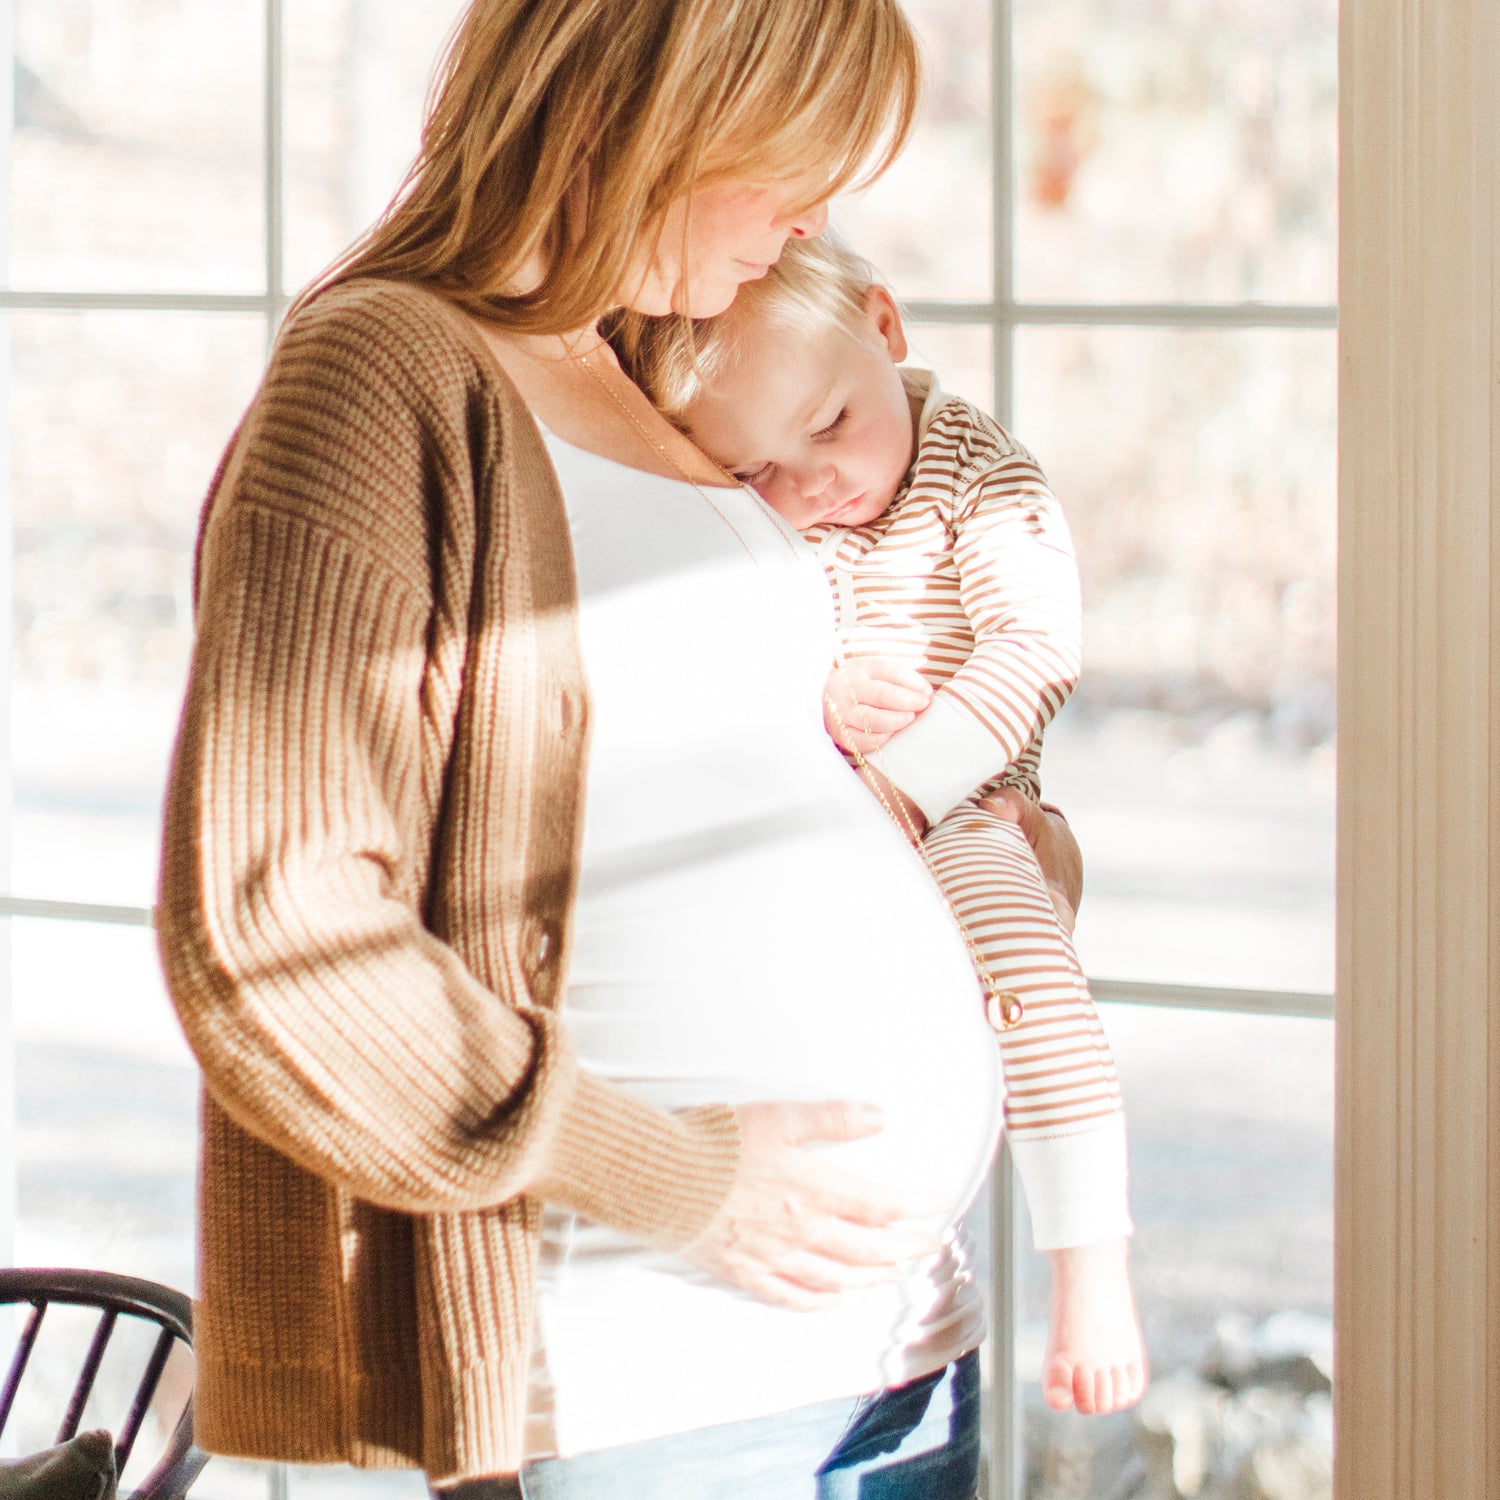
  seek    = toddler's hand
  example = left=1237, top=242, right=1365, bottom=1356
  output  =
left=1041, top=1237, right=1148, bottom=1415
left=823, top=659, right=932, bottom=754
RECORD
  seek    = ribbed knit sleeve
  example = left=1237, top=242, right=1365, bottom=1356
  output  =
left=157, top=283, right=741, bottom=1247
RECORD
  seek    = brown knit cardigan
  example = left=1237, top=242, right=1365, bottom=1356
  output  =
left=156, top=280, right=743, bottom=1482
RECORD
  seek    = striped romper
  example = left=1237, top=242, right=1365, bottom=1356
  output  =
left=804, top=368, right=1130, bottom=1248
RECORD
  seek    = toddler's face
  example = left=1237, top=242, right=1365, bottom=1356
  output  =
left=680, top=288, right=917, bottom=530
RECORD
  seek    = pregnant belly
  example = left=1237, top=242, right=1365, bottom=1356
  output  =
left=563, top=796, right=1005, bottom=1224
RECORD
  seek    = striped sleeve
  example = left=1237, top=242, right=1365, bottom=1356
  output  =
left=878, top=445, right=1083, bottom=823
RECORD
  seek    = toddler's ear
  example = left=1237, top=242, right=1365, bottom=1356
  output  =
left=864, top=285, right=908, bottom=363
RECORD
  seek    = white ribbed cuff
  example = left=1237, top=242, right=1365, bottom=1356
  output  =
left=1009, top=1115, right=1134, bottom=1251
left=875, top=696, right=1006, bottom=825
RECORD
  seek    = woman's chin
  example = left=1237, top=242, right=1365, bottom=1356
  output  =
left=673, top=279, right=744, bottom=319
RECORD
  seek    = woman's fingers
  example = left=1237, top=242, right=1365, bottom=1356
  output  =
left=755, top=1247, right=903, bottom=1296
left=797, top=1204, right=943, bottom=1265
left=804, top=1173, right=950, bottom=1231
left=753, top=1097, right=886, bottom=1143
left=976, top=786, right=1031, bottom=828
left=681, top=1100, right=951, bottom=1306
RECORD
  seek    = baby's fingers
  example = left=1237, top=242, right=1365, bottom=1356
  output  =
left=851, top=674, right=931, bottom=716
left=845, top=705, right=915, bottom=739
left=856, top=658, right=934, bottom=700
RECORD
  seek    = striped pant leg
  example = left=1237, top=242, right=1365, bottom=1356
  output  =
left=920, top=802, right=1122, bottom=1144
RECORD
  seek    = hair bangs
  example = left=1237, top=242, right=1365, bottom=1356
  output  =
left=702, top=0, right=920, bottom=200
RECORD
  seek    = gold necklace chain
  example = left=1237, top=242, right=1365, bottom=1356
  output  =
left=575, top=350, right=730, bottom=483
left=823, top=686, right=1024, bottom=1032
left=575, top=350, right=770, bottom=569
left=576, top=348, right=813, bottom=572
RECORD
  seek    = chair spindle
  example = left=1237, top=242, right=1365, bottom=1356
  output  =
left=56, top=1308, right=117, bottom=1443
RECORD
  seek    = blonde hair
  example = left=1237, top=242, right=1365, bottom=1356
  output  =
left=616, top=233, right=882, bottom=416
left=296, top=0, right=921, bottom=334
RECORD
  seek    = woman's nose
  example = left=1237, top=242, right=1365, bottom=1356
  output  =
left=784, top=202, right=829, bottom=239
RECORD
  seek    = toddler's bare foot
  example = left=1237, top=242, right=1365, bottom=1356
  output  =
left=1042, top=1236, right=1148, bottom=1415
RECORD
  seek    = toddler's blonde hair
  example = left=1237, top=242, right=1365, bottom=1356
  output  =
left=615, top=233, right=883, bottom=417
left=297, top=0, right=920, bottom=336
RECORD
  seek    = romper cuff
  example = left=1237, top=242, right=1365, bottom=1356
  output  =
left=876, top=696, right=1008, bottom=825
left=1009, top=1114, right=1133, bottom=1250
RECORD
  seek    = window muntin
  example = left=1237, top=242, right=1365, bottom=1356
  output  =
left=3, top=3, right=1337, bottom=1497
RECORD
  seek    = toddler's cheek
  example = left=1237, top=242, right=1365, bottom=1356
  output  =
left=756, top=484, right=807, bottom=529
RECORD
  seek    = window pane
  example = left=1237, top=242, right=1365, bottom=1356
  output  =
left=906, top=323, right=994, bottom=412
left=11, top=0, right=264, bottom=292
left=9, top=312, right=267, bottom=907
left=283, top=0, right=469, bottom=294
left=1015, top=327, right=1335, bottom=994
left=1013, top=0, right=1337, bottom=304
left=1018, top=1005, right=1333, bottom=1495
left=7, top=915, right=205, bottom=1488
left=11, top=917, right=195, bottom=1285
left=834, top=0, right=992, bottom=300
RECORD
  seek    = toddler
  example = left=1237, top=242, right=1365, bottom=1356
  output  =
left=615, top=234, right=1147, bottom=1416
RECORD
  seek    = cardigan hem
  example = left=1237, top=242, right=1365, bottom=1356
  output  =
left=196, top=1359, right=426, bottom=1473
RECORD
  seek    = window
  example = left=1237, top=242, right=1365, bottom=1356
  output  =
left=2, top=3, right=1337, bottom=1497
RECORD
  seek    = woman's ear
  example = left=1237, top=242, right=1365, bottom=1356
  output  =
left=864, top=285, right=909, bottom=363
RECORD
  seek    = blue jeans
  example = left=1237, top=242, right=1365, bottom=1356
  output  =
left=448, top=1351, right=981, bottom=1500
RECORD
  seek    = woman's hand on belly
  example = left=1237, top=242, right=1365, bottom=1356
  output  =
left=682, top=1100, right=949, bottom=1311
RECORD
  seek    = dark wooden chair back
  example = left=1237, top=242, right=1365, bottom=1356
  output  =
left=0, top=1269, right=207, bottom=1500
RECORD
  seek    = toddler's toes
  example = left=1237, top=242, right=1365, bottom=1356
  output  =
left=1042, top=1356, right=1076, bottom=1412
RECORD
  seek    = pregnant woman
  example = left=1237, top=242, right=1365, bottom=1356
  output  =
left=155, top=2, right=1083, bottom=1496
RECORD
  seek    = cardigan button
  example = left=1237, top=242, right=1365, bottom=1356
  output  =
left=524, top=918, right=556, bottom=974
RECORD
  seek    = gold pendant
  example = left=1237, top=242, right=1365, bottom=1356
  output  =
left=986, top=987, right=1024, bottom=1031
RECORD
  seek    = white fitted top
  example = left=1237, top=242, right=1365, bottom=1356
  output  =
left=524, top=428, right=1005, bottom=1459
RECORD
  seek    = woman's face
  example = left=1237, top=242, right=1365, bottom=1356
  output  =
left=622, top=180, right=830, bottom=319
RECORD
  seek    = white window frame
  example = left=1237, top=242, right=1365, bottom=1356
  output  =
left=0, top=3, right=1341, bottom=1497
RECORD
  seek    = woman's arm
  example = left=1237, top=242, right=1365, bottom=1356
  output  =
left=158, top=287, right=738, bottom=1245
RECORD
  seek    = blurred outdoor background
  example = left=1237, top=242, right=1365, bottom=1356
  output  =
left=3, top=1, right=1337, bottom=1497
